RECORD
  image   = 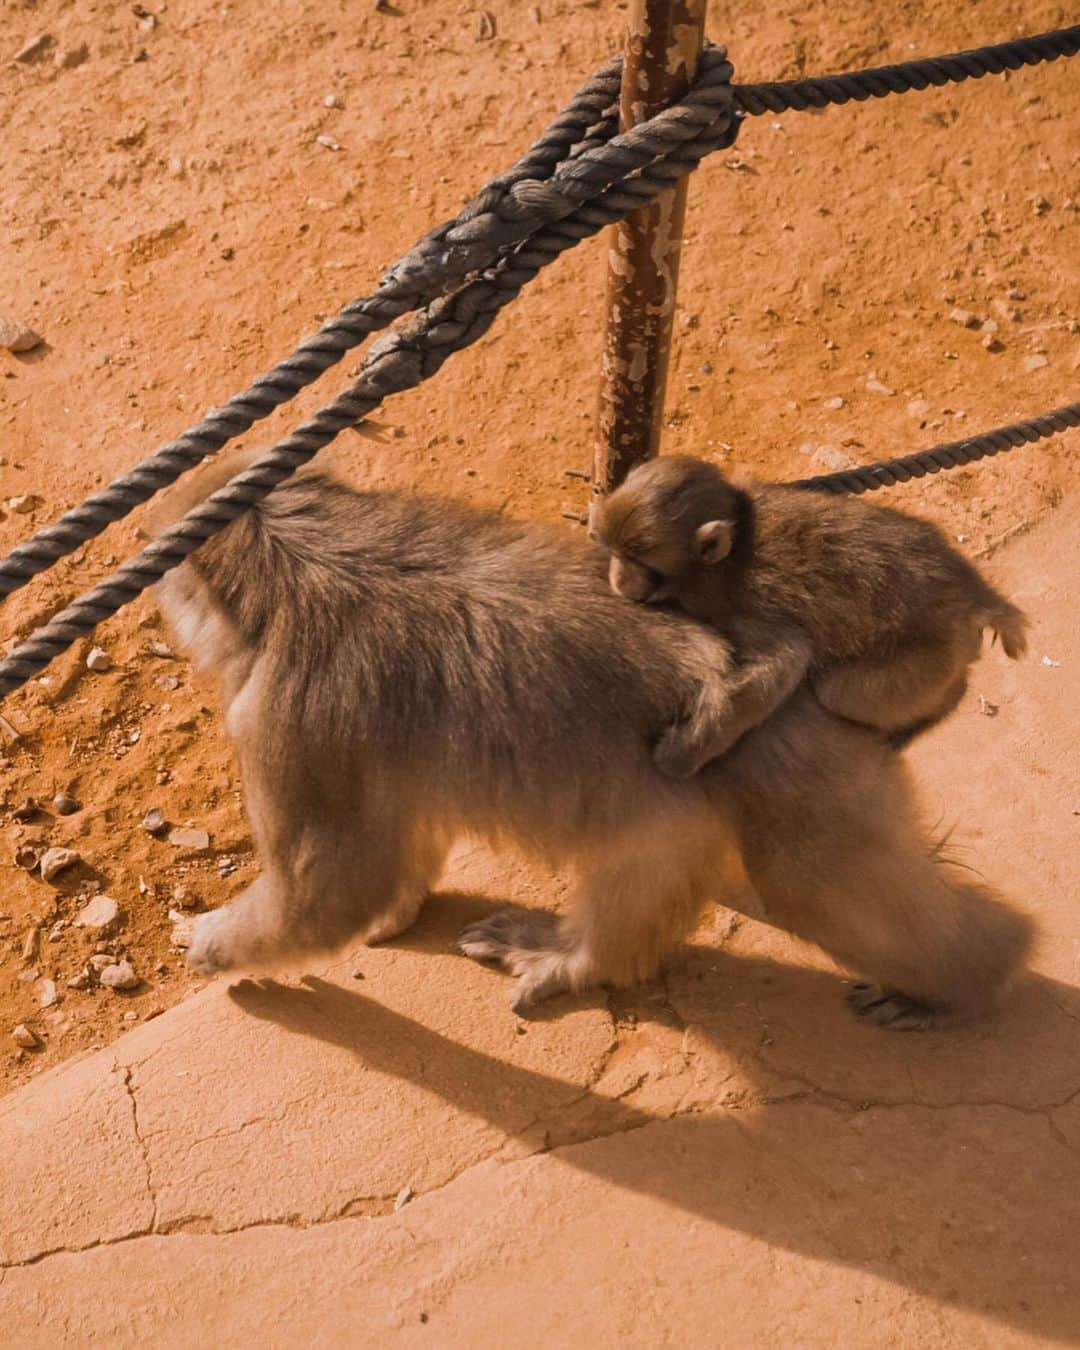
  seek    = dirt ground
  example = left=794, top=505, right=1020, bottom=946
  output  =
left=0, top=0, right=1077, bottom=1098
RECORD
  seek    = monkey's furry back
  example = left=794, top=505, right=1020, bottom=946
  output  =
left=153, top=458, right=733, bottom=850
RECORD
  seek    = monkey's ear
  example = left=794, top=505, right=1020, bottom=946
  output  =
left=694, top=518, right=735, bottom=565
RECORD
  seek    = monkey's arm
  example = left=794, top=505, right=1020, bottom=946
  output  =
left=654, top=625, right=813, bottom=778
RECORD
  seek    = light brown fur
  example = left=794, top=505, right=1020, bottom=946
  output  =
left=150, top=449, right=1034, bottom=1028
left=594, top=455, right=1028, bottom=776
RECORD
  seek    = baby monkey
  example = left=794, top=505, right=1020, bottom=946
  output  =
left=595, top=455, right=1028, bottom=776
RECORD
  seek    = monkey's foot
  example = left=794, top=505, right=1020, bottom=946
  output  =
left=186, top=909, right=243, bottom=975
left=847, top=983, right=942, bottom=1031
left=458, top=908, right=574, bottom=1012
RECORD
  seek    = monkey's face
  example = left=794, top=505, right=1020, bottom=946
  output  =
left=607, top=550, right=673, bottom=604
left=596, top=457, right=741, bottom=606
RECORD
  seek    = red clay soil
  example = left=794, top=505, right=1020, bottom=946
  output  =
left=0, top=0, right=1078, bottom=1340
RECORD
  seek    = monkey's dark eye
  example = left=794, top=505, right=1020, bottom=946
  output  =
left=638, top=562, right=665, bottom=588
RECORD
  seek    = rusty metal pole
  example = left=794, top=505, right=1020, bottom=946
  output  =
left=589, top=0, right=707, bottom=523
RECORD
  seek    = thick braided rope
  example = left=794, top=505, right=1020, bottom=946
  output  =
left=791, top=401, right=1080, bottom=494
left=734, top=25, right=1080, bottom=114
left=5, top=28, right=1078, bottom=600
left=0, top=87, right=741, bottom=700
left=0, top=52, right=624, bottom=600
left=0, top=48, right=745, bottom=600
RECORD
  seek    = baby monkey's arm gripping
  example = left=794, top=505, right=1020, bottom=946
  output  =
left=654, top=622, right=814, bottom=778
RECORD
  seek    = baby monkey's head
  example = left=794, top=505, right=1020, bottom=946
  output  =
left=594, top=455, right=745, bottom=604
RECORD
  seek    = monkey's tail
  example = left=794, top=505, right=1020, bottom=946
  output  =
left=141, top=445, right=264, bottom=539
left=984, top=599, right=1028, bottom=660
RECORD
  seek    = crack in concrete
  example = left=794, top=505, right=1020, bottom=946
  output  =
left=117, top=1062, right=158, bottom=1234
left=4, top=1084, right=1079, bottom=1275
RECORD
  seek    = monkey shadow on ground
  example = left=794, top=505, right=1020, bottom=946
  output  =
left=229, top=892, right=1080, bottom=1343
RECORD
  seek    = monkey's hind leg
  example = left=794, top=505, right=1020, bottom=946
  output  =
left=726, top=698, right=1034, bottom=1029
left=813, top=633, right=979, bottom=744
left=459, top=815, right=720, bottom=1012
left=188, top=757, right=427, bottom=976
left=364, top=824, right=451, bottom=945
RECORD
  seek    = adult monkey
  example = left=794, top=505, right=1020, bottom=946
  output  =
left=152, top=451, right=1033, bottom=1030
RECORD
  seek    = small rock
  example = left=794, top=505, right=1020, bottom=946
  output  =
left=978, top=696, right=999, bottom=718
left=799, top=443, right=855, bottom=473
left=142, top=807, right=168, bottom=836
left=168, top=910, right=194, bottom=949
left=89, top=953, right=115, bottom=972
left=906, top=398, right=930, bottom=419
left=86, top=646, right=112, bottom=673
left=1006, top=287, right=1027, bottom=302
left=0, top=315, right=43, bottom=353
left=865, top=372, right=895, bottom=396
left=14, top=33, right=55, bottom=64
left=980, top=319, right=999, bottom=336
left=1024, top=354, right=1049, bottom=373
left=7, top=494, right=40, bottom=514
left=21, top=925, right=40, bottom=962
left=122, top=1011, right=139, bottom=1022
left=1041, top=655, right=1060, bottom=668
left=323, top=94, right=343, bottom=109
left=54, top=42, right=89, bottom=69
left=168, top=827, right=210, bottom=851
left=40, top=846, right=80, bottom=882
left=100, top=959, right=139, bottom=991
left=982, top=334, right=1004, bottom=353
left=394, top=1185, right=414, bottom=1211
left=0, top=713, right=24, bottom=746
left=822, top=396, right=844, bottom=410
left=147, top=640, right=174, bottom=658
left=67, top=969, right=92, bottom=990
left=13, top=797, right=38, bottom=822
left=74, top=895, right=120, bottom=932
left=1031, top=196, right=1051, bottom=216
left=11, top=1023, right=40, bottom=1049
left=154, top=675, right=180, bottom=691
left=14, top=844, right=40, bottom=871
left=948, top=307, right=979, bottom=329
left=316, top=133, right=342, bottom=152
left=37, top=978, right=59, bottom=1008
left=52, top=793, right=79, bottom=816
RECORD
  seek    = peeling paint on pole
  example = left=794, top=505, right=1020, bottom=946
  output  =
left=590, top=0, right=707, bottom=521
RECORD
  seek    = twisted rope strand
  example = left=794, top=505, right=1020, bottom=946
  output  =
left=0, top=96, right=742, bottom=700
left=0, top=53, right=626, bottom=600
left=791, top=401, right=1080, bottom=494
left=1, top=28, right=1078, bottom=700
left=734, top=25, right=1080, bottom=114
left=4, top=26, right=1077, bottom=597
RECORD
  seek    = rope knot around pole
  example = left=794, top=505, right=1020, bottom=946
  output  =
left=384, top=47, right=737, bottom=297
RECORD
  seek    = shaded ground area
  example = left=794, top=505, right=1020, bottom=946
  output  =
left=1, top=502, right=1077, bottom=1345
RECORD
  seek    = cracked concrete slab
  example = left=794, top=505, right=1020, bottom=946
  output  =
left=1, top=502, right=1077, bottom=1343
